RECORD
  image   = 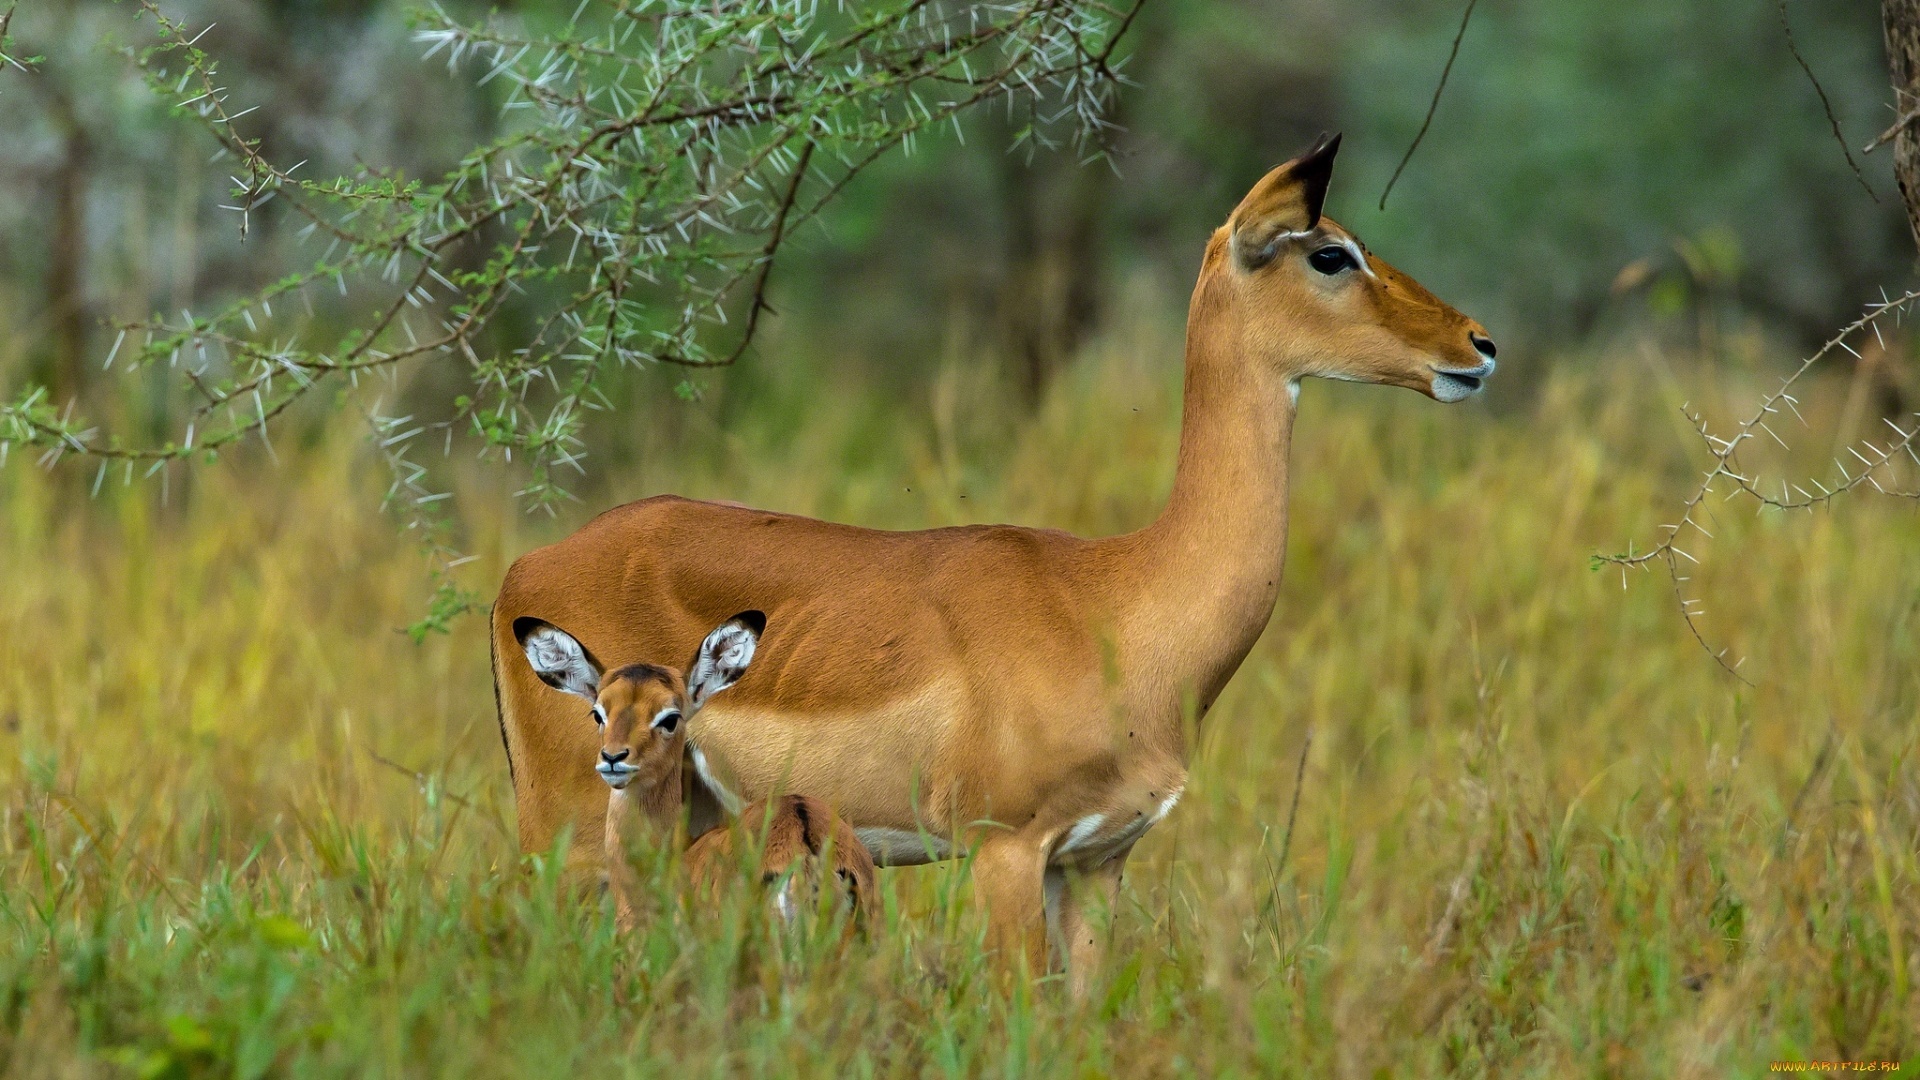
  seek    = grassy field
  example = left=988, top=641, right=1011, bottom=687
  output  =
left=1, top=324, right=1916, bottom=1077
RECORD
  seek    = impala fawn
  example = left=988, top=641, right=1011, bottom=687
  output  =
left=514, top=611, right=876, bottom=931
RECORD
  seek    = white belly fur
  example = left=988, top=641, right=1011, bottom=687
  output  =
left=689, top=679, right=959, bottom=828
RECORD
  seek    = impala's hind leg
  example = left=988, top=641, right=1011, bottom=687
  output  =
left=971, top=833, right=1049, bottom=976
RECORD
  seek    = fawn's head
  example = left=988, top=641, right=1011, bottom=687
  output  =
left=514, top=611, right=765, bottom=791
left=1203, top=133, right=1496, bottom=402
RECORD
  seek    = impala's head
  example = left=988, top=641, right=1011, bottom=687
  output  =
left=514, top=612, right=764, bottom=791
left=1210, top=132, right=1496, bottom=402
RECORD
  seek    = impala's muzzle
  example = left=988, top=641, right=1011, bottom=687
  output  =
left=598, top=749, right=636, bottom=789
left=1430, top=357, right=1496, bottom=403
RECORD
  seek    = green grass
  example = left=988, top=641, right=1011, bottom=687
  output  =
left=1, top=326, right=1916, bottom=1077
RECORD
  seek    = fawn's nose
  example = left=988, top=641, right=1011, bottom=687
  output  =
left=600, top=748, right=630, bottom=766
left=1469, top=332, right=1497, bottom=360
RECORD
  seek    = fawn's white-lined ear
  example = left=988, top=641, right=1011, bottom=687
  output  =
left=685, top=610, right=764, bottom=711
left=513, top=617, right=602, bottom=702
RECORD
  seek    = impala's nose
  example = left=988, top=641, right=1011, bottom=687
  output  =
left=600, top=748, right=629, bottom=766
left=1469, top=332, right=1497, bottom=360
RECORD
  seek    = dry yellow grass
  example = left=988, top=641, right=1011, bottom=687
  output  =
left=1, top=329, right=1915, bottom=1077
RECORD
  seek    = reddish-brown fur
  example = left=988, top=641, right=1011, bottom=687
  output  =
left=494, top=135, right=1493, bottom=991
left=686, top=794, right=878, bottom=926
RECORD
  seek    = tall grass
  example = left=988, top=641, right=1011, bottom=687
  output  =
left=1, top=324, right=1916, bottom=1077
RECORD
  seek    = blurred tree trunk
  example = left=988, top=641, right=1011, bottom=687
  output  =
left=990, top=5, right=1167, bottom=403
left=1882, top=1, right=1919, bottom=418
left=991, top=8, right=1164, bottom=406
left=993, top=120, right=1106, bottom=406
left=1886, top=0, right=1920, bottom=251
left=31, top=74, right=91, bottom=405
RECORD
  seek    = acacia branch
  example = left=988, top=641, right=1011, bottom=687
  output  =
left=1, top=0, right=1141, bottom=530
left=1596, top=290, right=1920, bottom=677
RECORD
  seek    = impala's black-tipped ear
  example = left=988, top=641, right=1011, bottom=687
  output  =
left=1292, top=131, right=1341, bottom=229
left=514, top=617, right=604, bottom=701
left=685, top=611, right=763, bottom=711
left=1229, top=132, right=1343, bottom=269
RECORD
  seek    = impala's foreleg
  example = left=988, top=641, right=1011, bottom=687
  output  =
left=971, top=832, right=1050, bottom=976
left=1048, top=855, right=1127, bottom=1000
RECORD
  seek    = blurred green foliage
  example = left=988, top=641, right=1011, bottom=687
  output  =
left=779, top=0, right=1908, bottom=369
left=2, top=0, right=1135, bottom=514
left=0, top=0, right=1910, bottom=508
left=1337, top=0, right=1906, bottom=349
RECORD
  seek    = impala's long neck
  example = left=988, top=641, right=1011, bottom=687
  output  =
left=1124, top=265, right=1296, bottom=717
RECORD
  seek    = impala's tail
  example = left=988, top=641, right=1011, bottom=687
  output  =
left=488, top=598, right=516, bottom=787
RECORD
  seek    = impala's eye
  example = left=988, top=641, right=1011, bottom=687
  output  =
left=591, top=706, right=606, bottom=727
left=1307, top=246, right=1356, bottom=275
left=653, top=710, right=681, bottom=735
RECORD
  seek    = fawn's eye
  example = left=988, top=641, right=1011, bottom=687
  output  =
left=591, top=706, right=606, bottom=727
left=1307, top=246, right=1356, bottom=275
left=653, top=710, right=681, bottom=734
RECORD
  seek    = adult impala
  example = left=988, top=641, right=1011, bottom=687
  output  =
left=491, top=134, right=1496, bottom=989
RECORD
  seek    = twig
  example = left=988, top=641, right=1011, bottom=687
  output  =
left=366, top=748, right=480, bottom=814
left=1778, top=0, right=1878, bottom=202
left=1379, top=0, right=1478, bottom=211
left=1254, top=725, right=1314, bottom=939
left=1275, top=726, right=1312, bottom=878
left=1863, top=97, right=1920, bottom=154
left=652, top=141, right=813, bottom=368
left=1419, top=791, right=1488, bottom=968
left=364, top=747, right=522, bottom=852
left=1774, top=721, right=1836, bottom=857
left=3, top=0, right=1137, bottom=495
